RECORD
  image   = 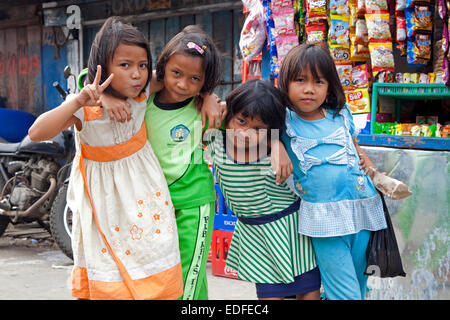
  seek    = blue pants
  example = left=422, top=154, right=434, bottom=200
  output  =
left=311, top=230, right=371, bottom=300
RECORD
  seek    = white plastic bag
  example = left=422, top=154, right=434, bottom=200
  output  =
left=240, top=0, right=266, bottom=62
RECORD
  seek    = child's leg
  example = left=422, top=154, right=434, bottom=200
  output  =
left=311, top=235, right=363, bottom=300
left=176, top=201, right=215, bottom=300
left=350, top=230, right=371, bottom=299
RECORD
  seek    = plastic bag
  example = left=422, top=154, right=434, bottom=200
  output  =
left=239, top=0, right=266, bottom=62
left=365, top=193, right=407, bottom=278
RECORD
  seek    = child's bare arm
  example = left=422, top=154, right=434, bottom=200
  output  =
left=271, top=139, right=293, bottom=185
left=197, top=93, right=227, bottom=129
left=29, top=65, right=113, bottom=141
left=353, top=139, right=375, bottom=175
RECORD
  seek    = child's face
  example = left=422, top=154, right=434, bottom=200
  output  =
left=288, top=67, right=329, bottom=119
left=107, top=43, right=149, bottom=99
left=226, top=112, right=270, bottom=149
left=160, top=52, right=205, bottom=103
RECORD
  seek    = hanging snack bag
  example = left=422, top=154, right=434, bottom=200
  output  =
left=273, top=6, right=296, bottom=31
left=405, top=7, right=416, bottom=39
left=239, top=0, right=266, bottom=62
left=306, top=0, right=327, bottom=21
left=355, top=18, right=369, bottom=45
left=262, top=0, right=279, bottom=77
left=306, top=20, right=328, bottom=44
left=346, top=88, right=371, bottom=113
left=356, top=0, right=366, bottom=16
left=413, top=32, right=432, bottom=60
left=369, top=42, right=395, bottom=76
left=276, top=29, right=299, bottom=64
left=330, top=45, right=351, bottom=63
left=351, top=34, right=370, bottom=60
left=443, top=23, right=449, bottom=55
left=407, top=40, right=429, bottom=66
left=352, top=64, right=370, bottom=88
left=414, top=3, right=433, bottom=32
left=366, top=13, right=392, bottom=41
left=365, top=0, right=388, bottom=12
left=330, top=0, right=350, bottom=16
left=329, top=15, right=350, bottom=46
left=438, top=0, right=447, bottom=20
left=396, top=12, right=407, bottom=42
left=336, top=63, right=353, bottom=90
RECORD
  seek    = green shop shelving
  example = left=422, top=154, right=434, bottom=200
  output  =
left=359, top=83, right=450, bottom=151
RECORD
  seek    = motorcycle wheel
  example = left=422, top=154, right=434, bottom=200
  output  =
left=0, top=174, right=10, bottom=236
left=50, top=184, right=73, bottom=260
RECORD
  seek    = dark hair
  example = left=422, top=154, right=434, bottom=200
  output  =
left=156, top=25, right=221, bottom=94
left=278, top=43, right=346, bottom=115
left=225, top=79, right=287, bottom=131
left=87, top=16, right=152, bottom=98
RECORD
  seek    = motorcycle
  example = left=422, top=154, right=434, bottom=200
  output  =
left=0, top=66, right=81, bottom=260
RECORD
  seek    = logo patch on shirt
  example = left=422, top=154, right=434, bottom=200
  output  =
left=170, top=124, right=190, bottom=142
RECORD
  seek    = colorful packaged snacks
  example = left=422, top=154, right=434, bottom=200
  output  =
left=330, top=45, right=351, bottom=63
left=369, top=42, right=395, bottom=76
left=276, top=31, right=299, bottom=64
left=414, top=4, right=433, bottom=32
left=330, top=0, right=350, bottom=16
left=396, top=12, right=407, bottom=42
left=405, top=7, right=416, bottom=39
left=352, top=64, right=370, bottom=88
left=329, top=15, right=350, bottom=46
left=403, top=72, right=411, bottom=83
left=273, top=6, right=296, bottom=31
left=336, top=63, right=353, bottom=90
left=438, top=0, right=447, bottom=20
left=262, top=0, right=279, bottom=78
left=413, top=32, right=432, bottom=60
left=306, top=0, right=327, bottom=21
left=346, top=88, right=370, bottom=113
left=351, top=35, right=370, bottom=61
left=365, top=0, right=388, bottom=12
left=306, top=21, right=327, bottom=44
left=365, top=13, right=391, bottom=41
left=356, top=0, right=366, bottom=16
left=239, top=0, right=266, bottom=62
left=355, top=19, right=369, bottom=45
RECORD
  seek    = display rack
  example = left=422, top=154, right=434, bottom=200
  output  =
left=359, top=83, right=450, bottom=151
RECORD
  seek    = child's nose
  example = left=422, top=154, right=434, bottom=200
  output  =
left=177, top=78, right=188, bottom=90
left=131, top=67, right=141, bottom=79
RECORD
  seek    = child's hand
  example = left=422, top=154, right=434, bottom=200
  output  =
left=271, top=140, right=293, bottom=185
left=358, top=152, right=375, bottom=176
left=100, top=93, right=131, bottom=122
left=76, top=65, right=114, bottom=107
left=196, top=93, right=226, bottom=129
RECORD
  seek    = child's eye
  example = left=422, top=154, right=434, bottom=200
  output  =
left=172, top=70, right=180, bottom=76
left=139, top=63, right=148, bottom=69
left=296, top=78, right=304, bottom=82
left=237, top=118, right=246, bottom=125
left=120, top=63, right=129, bottom=68
left=191, top=76, right=201, bottom=81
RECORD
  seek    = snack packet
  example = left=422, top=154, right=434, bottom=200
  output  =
left=369, top=42, right=395, bottom=76
left=366, top=13, right=392, bottom=41
left=330, top=0, right=350, bottom=16
left=239, top=0, right=266, bottom=62
left=330, top=45, right=351, bottom=63
left=413, top=32, right=432, bottom=60
left=365, top=0, right=388, bottom=12
left=346, top=88, right=370, bottom=113
left=414, top=4, right=433, bottom=32
left=396, top=12, right=407, bottom=42
left=336, top=63, right=353, bottom=90
left=306, top=20, right=327, bottom=44
left=306, top=0, right=327, bottom=21
left=329, top=15, right=350, bottom=46
left=352, top=64, right=370, bottom=88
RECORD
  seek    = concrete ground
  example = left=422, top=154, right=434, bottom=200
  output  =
left=0, top=222, right=257, bottom=300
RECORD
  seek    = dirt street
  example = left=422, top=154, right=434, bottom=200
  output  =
left=0, top=222, right=257, bottom=300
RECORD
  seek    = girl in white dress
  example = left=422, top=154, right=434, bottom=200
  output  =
left=28, top=17, right=183, bottom=300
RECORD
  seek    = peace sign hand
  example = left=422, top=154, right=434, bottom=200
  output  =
left=75, top=65, right=114, bottom=107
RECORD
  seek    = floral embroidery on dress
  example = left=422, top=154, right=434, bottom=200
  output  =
left=295, top=182, right=307, bottom=196
left=130, top=225, right=143, bottom=240
left=356, top=176, right=366, bottom=192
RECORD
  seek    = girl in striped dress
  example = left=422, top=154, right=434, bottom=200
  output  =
left=205, top=79, right=320, bottom=300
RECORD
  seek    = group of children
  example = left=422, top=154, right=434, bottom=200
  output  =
left=28, top=16, right=387, bottom=300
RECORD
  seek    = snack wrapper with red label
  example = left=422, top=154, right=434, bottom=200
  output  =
left=329, top=15, right=350, bottom=46
left=355, top=18, right=369, bottom=45
left=306, top=20, right=327, bottom=44
left=351, top=34, right=370, bottom=61
left=239, top=0, right=266, bottom=62
left=369, top=42, right=395, bottom=76
left=396, top=12, right=406, bottom=42
left=356, top=0, right=366, bottom=16
left=366, top=13, right=391, bottom=41
left=346, top=88, right=370, bottom=113
left=276, top=31, right=299, bottom=64
left=306, top=0, right=327, bottom=21
left=413, top=32, right=432, bottom=60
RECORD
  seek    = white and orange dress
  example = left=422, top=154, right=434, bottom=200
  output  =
left=67, top=87, right=183, bottom=300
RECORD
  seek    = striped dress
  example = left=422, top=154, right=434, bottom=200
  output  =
left=205, top=130, right=317, bottom=284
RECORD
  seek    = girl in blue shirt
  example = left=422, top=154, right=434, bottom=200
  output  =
left=278, top=44, right=387, bottom=300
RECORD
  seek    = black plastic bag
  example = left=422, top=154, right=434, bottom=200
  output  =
left=364, top=193, right=406, bottom=278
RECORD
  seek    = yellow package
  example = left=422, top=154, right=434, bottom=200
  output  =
left=365, top=13, right=392, bottom=41
left=369, top=42, right=394, bottom=76
left=329, top=15, right=350, bottom=46
left=330, top=44, right=351, bottom=63
left=346, top=88, right=370, bottom=113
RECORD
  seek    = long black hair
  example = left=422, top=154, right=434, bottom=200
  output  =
left=278, top=43, right=346, bottom=115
